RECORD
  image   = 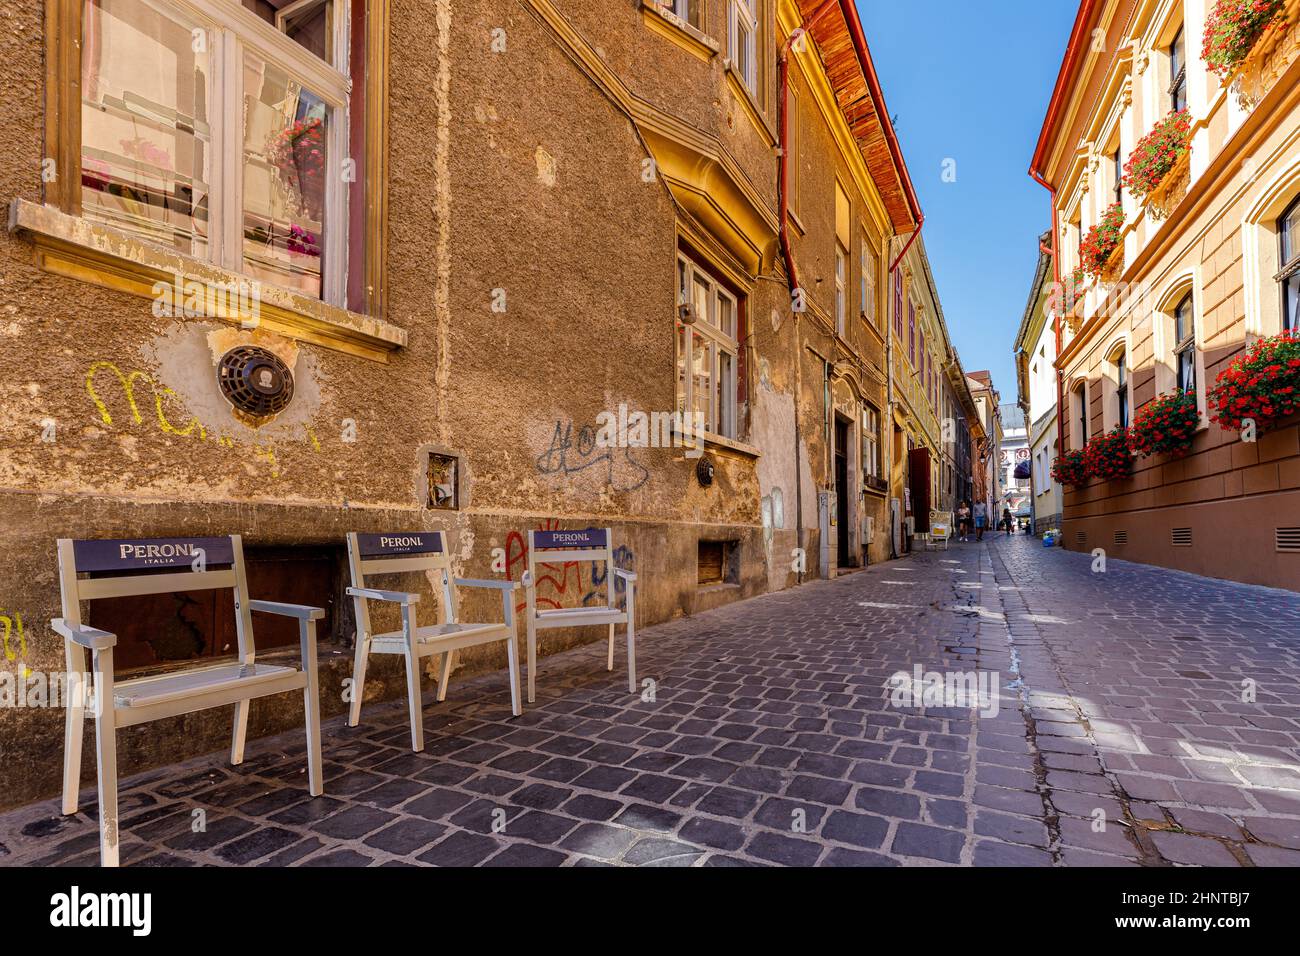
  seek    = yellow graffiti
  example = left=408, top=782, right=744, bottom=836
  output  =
left=154, top=386, right=207, bottom=439
left=86, top=361, right=150, bottom=426
left=84, top=359, right=330, bottom=479
left=0, top=612, right=31, bottom=677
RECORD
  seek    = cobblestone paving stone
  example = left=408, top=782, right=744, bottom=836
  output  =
left=1, top=534, right=1297, bottom=867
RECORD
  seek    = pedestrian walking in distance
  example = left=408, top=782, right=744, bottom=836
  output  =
left=973, top=501, right=987, bottom=541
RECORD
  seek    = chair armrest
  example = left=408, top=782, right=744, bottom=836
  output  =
left=346, top=587, right=421, bottom=605
left=249, top=600, right=324, bottom=622
left=51, top=618, right=117, bottom=650
left=454, top=578, right=522, bottom=592
left=613, top=568, right=638, bottom=583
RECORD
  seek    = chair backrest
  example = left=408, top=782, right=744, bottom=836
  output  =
left=345, top=532, right=454, bottom=634
left=56, top=535, right=256, bottom=665
left=527, top=527, right=615, bottom=610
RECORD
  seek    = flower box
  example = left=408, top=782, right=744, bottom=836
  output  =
left=1223, top=0, right=1300, bottom=108
left=1079, top=201, right=1125, bottom=279
left=1208, top=328, right=1300, bottom=432
left=1143, top=146, right=1192, bottom=221
left=1125, top=110, right=1192, bottom=220
left=1128, top=389, right=1200, bottom=457
left=1083, top=427, right=1132, bottom=482
left=1050, top=450, right=1088, bottom=487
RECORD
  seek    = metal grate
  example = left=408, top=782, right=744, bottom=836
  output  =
left=1114, top=530, right=1128, bottom=545
left=1074, top=531, right=1087, bottom=545
left=1277, top=528, right=1300, bottom=553
left=1171, top=527, right=1193, bottom=548
left=217, top=346, right=294, bottom=417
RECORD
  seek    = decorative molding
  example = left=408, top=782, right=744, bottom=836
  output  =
left=725, top=62, right=778, bottom=148
left=9, top=199, right=407, bottom=361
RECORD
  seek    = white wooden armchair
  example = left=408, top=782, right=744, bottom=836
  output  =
left=345, top=531, right=522, bottom=752
left=524, top=527, right=637, bottom=702
left=55, top=535, right=324, bottom=867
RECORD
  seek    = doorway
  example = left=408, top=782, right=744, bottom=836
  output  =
left=834, top=415, right=851, bottom=566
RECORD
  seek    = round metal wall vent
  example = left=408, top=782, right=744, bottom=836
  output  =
left=217, top=346, right=294, bottom=418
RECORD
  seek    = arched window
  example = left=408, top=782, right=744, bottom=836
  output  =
left=1073, top=381, right=1088, bottom=449
left=1174, top=294, right=1196, bottom=393
left=1281, top=195, right=1299, bottom=332
left=1169, top=26, right=1187, bottom=112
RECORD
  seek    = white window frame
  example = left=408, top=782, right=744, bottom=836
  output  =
left=660, top=0, right=701, bottom=28
left=729, top=0, right=757, bottom=94
left=112, top=0, right=353, bottom=306
left=677, top=253, right=740, bottom=439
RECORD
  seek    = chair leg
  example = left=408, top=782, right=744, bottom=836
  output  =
left=626, top=617, right=637, bottom=695
left=302, top=621, right=324, bottom=797
left=347, top=634, right=371, bottom=727
left=526, top=618, right=537, bottom=704
left=505, top=634, right=522, bottom=717
left=606, top=623, right=615, bottom=671
left=231, top=700, right=250, bottom=765
left=62, top=640, right=87, bottom=815
left=403, top=646, right=424, bottom=752
left=434, top=650, right=454, bottom=702
left=92, top=648, right=119, bottom=868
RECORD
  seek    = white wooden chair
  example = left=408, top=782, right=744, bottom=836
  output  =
left=54, top=535, right=324, bottom=868
left=345, top=531, right=522, bottom=752
left=524, top=527, right=637, bottom=702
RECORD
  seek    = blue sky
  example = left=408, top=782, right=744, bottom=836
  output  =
left=856, top=0, right=1080, bottom=403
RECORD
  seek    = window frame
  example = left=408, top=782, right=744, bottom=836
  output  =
left=1173, top=293, right=1196, bottom=393
left=860, top=230, right=877, bottom=326
left=660, top=0, right=702, bottom=28
left=37, top=0, right=396, bottom=353
left=1114, top=349, right=1129, bottom=428
left=1169, top=25, right=1187, bottom=112
left=834, top=240, right=848, bottom=337
left=1073, top=381, right=1088, bottom=450
left=861, top=403, right=881, bottom=483
left=1280, top=194, right=1300, bottom=332
left=676, top=252, right=741, bottom=440
left=728, top=0, right=758, bottom=95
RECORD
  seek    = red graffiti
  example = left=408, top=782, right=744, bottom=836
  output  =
left=505, top=518, right=582, bottom=612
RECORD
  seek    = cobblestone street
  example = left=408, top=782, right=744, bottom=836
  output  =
left=3, top=534, right=1298, bottom=867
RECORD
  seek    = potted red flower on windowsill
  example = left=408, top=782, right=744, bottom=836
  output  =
left=1123, top=109, right=1192, bottom=204
left=1127, top=389, right=1200, bottom=457
left=1079, top=201, right=1125, bottom=278
left=1203, top=0, right=1287, bottom=79
left=267, top=116, right=326, bottom=220
left=1050, top=449, right=1089, bottom=487
left=1207, top=328, right=1300, bottom=432
left=1083, top=426, right=1132, bottom=482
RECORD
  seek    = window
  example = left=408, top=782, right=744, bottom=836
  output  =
left=835, top=242, right=848, bottom=336
left=1169, top=26, right=1187, bottom=112
left=1113, top=148, right=1123, bottom=205
left=677, top=253, right=739, bottom=439
left=862, top=404, right=881, bottom=481
left=1115, top=350, right=1129, bottom=428
left=729, top=1, right=757, bottom=94
left=908, top=301, right=916, bottom=365
left=1074, top=382, right=1088, bottom=449
left=893, top=269, right=904, bottom=338
left=1281, top=195, right=1300, bottom=332
left=660, top=0, right=702, bottom=28
left=860, top=233, right=877, bottom=325
left=1174, top=293, right=1196, bottom=393
left=80, top=0, right=350, bottom=305
left=788, top=88, right=800, bottom=219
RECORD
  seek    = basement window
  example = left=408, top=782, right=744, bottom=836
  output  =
left=698, top=539, right=740, bottom=586
left=425, top=450, right=461, bottom=510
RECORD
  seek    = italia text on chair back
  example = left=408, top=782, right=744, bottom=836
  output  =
left=57, top=535, right=256, bottom=665
left=527, top=527, right=615, bottom=609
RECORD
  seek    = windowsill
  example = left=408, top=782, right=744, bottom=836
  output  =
left=8, top=199, right=407, bottom=362
left=640, top=1, right=720, bottom=62
left=787, top=208, right=807, bottom=236
left=724, top=63, right=776, bottom=147
left=672, top=427, right=762, bottom=459
left=697, top=581, right=740, bottom=594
